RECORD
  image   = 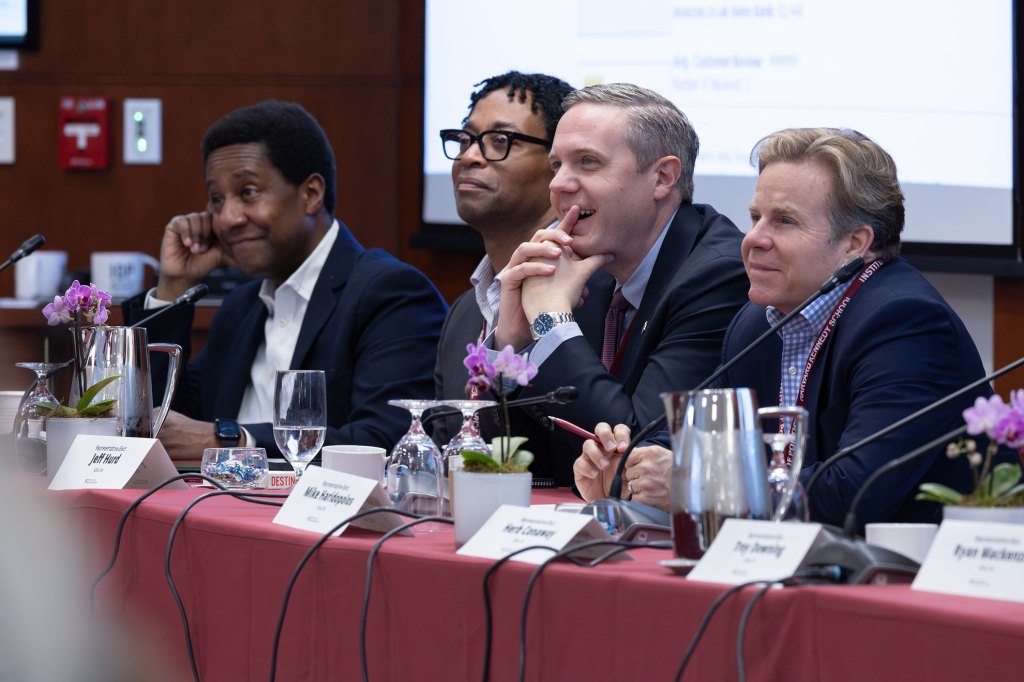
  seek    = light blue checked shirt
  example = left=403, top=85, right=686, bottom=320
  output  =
left=766, top=279, right=854, bottom=412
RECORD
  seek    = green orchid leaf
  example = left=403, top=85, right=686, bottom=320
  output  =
left=915, top=482, right=964, bottom=506
left=996, top=482, right=1024, bottom=504
left=461, top=450, right=500, bottom=470
left=77, top=399, right=117, bottom=418
left=508, top=448, right=534, bottom=470
left=988, top=462, right=1022, bottom=498
left=489, top=436, right=530, bottom=460
left=75, top=374, right=122, bottom=412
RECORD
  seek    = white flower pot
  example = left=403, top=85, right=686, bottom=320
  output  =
left=45, top=417, right=118, bottom=482
left=943, top=505, right=1024, bottom=525
left=452, top=470, right=532, bottom=546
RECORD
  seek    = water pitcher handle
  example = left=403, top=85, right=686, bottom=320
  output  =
left=757, top=405, right=809, bottom=521
left=148, top=342, right=182, bottom=437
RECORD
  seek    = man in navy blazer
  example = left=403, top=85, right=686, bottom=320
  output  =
left=124, top=101, right=447, bottom=459
left=496, top=84, right=748, bottom=483
left=576, top=127, right=996, bottom=528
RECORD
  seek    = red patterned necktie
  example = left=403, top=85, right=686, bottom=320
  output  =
left=601, top=289, right=629, bottom=371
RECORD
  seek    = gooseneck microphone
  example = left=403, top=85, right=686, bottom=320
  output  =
left=421, top=386, right=580, bottom=429
left=804, top=355, right=1024, bottom=501
left=607, top=256, right=867, bottom=500
left=0, top=234, right=46, bottom=272
left=128, top=284, right=210, bottom=328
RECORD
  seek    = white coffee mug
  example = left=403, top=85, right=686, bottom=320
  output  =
left=865, top=523, right=939, bottom=564
left=321, top=445, right=386, bottom=483
left=14, top=251, right=68, bottom=300
left=90, top=251, right=159, bottom=299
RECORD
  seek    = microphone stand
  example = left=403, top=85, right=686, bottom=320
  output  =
left=420, top=387, right=580, bottom=430
left=0, top=234, right=46, bottom=273
left=607, top=256, right=867, bottom=500
left=801, top=425, right=967, bottom=584
left=805, top=355, right=1024, bottom=500
left=128, top=284, right=210, bottom=328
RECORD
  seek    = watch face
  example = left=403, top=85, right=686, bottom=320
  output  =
left=216, top=419, right=241, bottom=440
left=532, top=313, right=554, bottom=337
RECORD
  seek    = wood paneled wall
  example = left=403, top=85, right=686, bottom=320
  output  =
left=0, top=1, right=1020, bottom=395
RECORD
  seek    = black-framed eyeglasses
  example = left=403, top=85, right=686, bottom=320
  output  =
left=439, top=128, right=551, bottom=162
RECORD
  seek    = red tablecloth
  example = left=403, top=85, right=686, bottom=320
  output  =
left=50, top=487, right=1024, bottom=681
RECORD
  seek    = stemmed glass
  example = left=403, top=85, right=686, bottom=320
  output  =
left=13, top=360, right=73, bottom=473
left=273, top=370, right=327, bottom=483
left=385, top=399, right=444, bottom=522
left=764, top=430, right=809, bottom=522
left=440, top=399, right=496, bottom=515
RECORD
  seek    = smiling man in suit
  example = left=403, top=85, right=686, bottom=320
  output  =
left=125, top=100, right=447, bottom=459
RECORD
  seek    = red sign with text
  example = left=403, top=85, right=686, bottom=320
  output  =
left=58, top=96, right=109, bottom=169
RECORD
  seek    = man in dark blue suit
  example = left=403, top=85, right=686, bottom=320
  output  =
left=496, top=84, right=749, bottom=484
left=124, top=101, right=447, bottom=460
left=576, top=127, right=993, bottom=527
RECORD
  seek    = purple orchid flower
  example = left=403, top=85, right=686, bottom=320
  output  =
left=963, top=394, right=1011, bottom=438
left=42, top=295, right=74, bottom=326
left=493, top=346, right=538, bottom=386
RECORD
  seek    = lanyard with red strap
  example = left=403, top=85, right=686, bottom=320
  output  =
left=780, top=259, right=883, bottom=463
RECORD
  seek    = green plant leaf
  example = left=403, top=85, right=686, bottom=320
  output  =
left=508, top=448, right=534, bottom=470
left=988, top=463, right=1022, bottom=498
left=915, top=482, right=964, bottom=505
left=996, top=482, right=1024, bottom=504
left=461, top=450, right=500, bottom=470
left=75, top=374, right=122, bottom=413
left=77, top=399, right=117, bottom=418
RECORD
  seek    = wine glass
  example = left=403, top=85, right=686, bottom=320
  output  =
left=764, top=430, right=809, bottom=522
left=440, top=399, right=496, bottom=516
left=386, top=399, right=444, bottom=523
left=273, top=370, right=327, bottom=483
left=13, top=360, right=73, bottom=474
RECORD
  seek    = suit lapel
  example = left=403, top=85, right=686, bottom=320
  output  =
left=617, top=207, right=702, bottom=383
left=214, top=294, right=268, bottom=417
left=290, top=224, right=363, bottom=369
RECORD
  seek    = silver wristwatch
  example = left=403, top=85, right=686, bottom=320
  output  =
left=530, top=312, right=575, bottom=341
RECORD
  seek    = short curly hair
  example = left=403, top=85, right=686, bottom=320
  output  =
left=463, top=71, right=574, bottom=141
left=201, top=100, right=337, bottom=214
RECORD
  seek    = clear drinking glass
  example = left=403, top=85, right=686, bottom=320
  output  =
left=440, top=399, right=496, bottom=516
left=273, top=370, right=327, bottom=482
left=764, top=431, right=810, bottom=522
left=13, top=360, right=73, bottom=473
left=386, top=399, right=444, bottom=522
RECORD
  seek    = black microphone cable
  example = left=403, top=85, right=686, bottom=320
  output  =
left=735, top=581, right=777, bottom=682
left=268, top=506, right=426, bottom=682
left=358, top=514, right=454, bottom=682
left=516, top=537, right=673, bottom=682
left=164, top=489, right=288, bottom=682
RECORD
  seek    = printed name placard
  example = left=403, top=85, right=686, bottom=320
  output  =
left=912, top=519, right=1024, bottom=603
left=686, top=519, right=824, bottom=584
left=457, top=504, right=629, bottom=564
left=48, top=435, right=185, bottom=490
left=272, top=465, right=411, bottom=536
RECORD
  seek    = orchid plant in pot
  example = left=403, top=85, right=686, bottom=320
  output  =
left=41, top=280, right=114, bottom=406
left=452, top=342, right=538, bottom=545
left=916, top=390, right=1024, bottom=523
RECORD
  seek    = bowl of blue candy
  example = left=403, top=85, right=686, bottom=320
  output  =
left=201, top=447, right=269, bottom=489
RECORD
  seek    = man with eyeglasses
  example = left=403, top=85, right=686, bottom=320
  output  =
left=495, top=83, right=749, bottom=482
left=433, top=71, right=616, bottom=485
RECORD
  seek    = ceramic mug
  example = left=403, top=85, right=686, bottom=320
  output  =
left=90, top=251, right=159, bottom=299
left=14, top=251, right=68, bottom=300
left=321, top=445, right=387, bottom=483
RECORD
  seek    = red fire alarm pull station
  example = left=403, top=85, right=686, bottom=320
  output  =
left=58, top=96, right=109, bottom=169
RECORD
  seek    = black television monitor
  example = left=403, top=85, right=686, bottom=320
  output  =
left=0, top=0, right=38, bottom=49
left=421, top=0, right=1022, bottom=275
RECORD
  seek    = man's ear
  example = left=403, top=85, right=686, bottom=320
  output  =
left=301, top=173, right=326, bottom=215
left=652, top=156, right=682, bottom=201
left=845, top=223, right=876, bottom=259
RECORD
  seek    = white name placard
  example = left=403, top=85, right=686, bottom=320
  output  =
left=686, top=519, right=824, bottom=584
left=272, top=465, right=411, bottom=536
left=48, top=435, right=185, bottom=490
left=457, top=505, right=628, bottom=564
left=912, top=519, right=1024, bottom=603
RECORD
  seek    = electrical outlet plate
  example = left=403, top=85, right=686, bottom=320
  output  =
left=123, top=98, right=162, bottom=164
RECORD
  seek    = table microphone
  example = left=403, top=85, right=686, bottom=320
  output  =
left=800, top=424, right=967, bottom=584
left=804, top=354, right=1024, bottom=501
left=420, top=386, right=580, bottom=429
left=607, top=256, right=867, bottom=500
left=128, top=284, right=210, bottom=328
left=0, top=234, right=46, bottom=272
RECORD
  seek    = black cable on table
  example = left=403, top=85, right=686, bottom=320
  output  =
left=90, top=473, right=225, bottom=615
left=164, top=489, right=287, bottom=682
left=269, top=506, right=423, bottom=682
left=359, top=515, right=454, bottom=682
left=735, top=581, right=777, bottom=682
left=517, top=538, right=671, bottom=682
